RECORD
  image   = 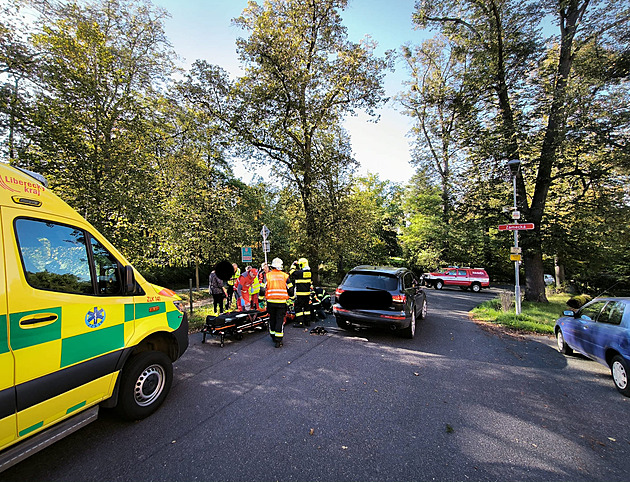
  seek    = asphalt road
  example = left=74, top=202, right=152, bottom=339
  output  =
left=2, top=287, right=630, bottom=482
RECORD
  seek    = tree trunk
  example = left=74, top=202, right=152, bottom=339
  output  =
left=554, top=255, right=565, bottom=286
left=195, top=258, right=200, bottom=290
left=518, top=2, right=585, bottom=303
left=304, top=198, right=320, bottom=286
left=523, top=245, right=547, bottom=302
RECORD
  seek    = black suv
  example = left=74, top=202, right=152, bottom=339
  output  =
left=333, top=265, right=427, bottom=338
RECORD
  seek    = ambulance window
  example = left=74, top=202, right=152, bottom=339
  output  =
left=90, top=237, right=122, bottom=295
left=15, top=218, right=93, bottom=295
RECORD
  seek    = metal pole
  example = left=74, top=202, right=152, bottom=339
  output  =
left=189, top=278, right=193, bottom=314
left=513, top=174, right=522, bottom=315
left=263, top=231, right=268, bottom=265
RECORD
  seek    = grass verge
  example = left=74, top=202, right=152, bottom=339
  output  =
left=177, top=290, right=223, bottom=333
left=470, top=292, right=571, bottom=335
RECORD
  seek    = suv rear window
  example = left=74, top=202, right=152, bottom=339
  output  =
left=343, top=273, right=398, bottom=291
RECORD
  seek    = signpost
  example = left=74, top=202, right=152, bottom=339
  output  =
left=241, top=246, right=252, bottom=263
left=498, top=220, right=535, bottom=314
left=498, top=223, right=535, bottom=231
left=260, top=225, right=270, bottom=265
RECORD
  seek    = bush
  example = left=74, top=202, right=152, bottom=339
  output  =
left=566, top=294, right=592, bottom=309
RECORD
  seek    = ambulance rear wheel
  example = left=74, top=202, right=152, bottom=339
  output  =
left=116, top=351, right=173, bottom=420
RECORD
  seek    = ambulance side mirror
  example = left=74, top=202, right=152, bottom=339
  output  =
left=123, top=265, right=136, bottom=295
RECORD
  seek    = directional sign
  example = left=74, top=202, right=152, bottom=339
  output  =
left=498, top=223, right=535, bottom=231
left=260, top=225, right=270, bottom=238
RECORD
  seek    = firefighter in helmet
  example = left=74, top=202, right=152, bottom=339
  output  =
left=266, top=257, right=293, bottom=348
left=290, top=257, right=312, bottom=327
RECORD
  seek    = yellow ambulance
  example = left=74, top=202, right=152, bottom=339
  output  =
left=0, top=163, right=188, bottom=470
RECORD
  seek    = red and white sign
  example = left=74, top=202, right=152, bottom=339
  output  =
left=498, top=223, right=535, bottom=231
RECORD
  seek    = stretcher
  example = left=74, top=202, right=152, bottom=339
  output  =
left=202, top=309, right=270, bottom=347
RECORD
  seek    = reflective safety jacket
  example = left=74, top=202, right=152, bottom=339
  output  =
left=266, top=270, right=293, bottom=303
left=311, top=286, right=329, bottom=305
left=249, top=275, right=261, bottom=295
left=229, top=268, right=240, bottom=287
left=291, top=267, right=312, bottom=297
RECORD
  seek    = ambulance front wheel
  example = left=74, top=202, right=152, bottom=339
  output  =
left=116, top=351, right=173, bottom=420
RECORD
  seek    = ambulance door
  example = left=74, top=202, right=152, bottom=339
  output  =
left=5, top=211, right=124, bottom=439
left=0, top=213, right=17, bottom=450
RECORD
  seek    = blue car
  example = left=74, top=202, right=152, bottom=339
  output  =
left=555, top=297, right=630, bottom=396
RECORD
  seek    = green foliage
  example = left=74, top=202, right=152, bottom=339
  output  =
left=182, top=0, right=393, bottom=282
left=566, top=294, right=593, bottom=310
left=1, top=0, right=628, bottom=293
left=402, top=0, right=630, bottom=296
left=15, top=0, right=176, bottom=264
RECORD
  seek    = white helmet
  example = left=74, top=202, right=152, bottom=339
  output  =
left=271, top=257, right=283, bottom=270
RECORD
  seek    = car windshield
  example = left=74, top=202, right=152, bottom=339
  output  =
left=343, top=273, right=398, bottom=291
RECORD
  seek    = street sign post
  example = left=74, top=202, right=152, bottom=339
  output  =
left=260, top=225, right=270, bottom=264
left=498, top=223, right=535, bottom=231
left=241, top=246, right=252, bottom=263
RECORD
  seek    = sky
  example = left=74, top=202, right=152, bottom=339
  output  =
left=152, top=0, right=426, bottom=184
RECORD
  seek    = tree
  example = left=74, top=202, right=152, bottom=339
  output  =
left=20, top=0, right=176, bottom=261
left=400, top=168, right=448, bottom=271
left=413, top=0, right=630, bottom=301
left=399, top=35, right=474, bottom=225
left=0, top=0, right=39, bottom=161
left=182, top=0, right=392, bottom=282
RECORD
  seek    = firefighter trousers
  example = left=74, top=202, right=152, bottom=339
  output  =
left=294, top=295, right=311, bottom=326
left=267, top=302, right=287, bottom=342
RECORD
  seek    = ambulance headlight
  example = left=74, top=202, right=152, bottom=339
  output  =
left=173, top=300, right=185, bottom=313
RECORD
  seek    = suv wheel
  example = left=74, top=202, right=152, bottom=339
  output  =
left=471, top=283, right=481, bottom=293
left=418, top=299, right=427, bottom=319
left=435, top=280, right=444, bottom=290
left=335, top=316, right=351, bottom=330
left=401, top=304, right=416, bottom=339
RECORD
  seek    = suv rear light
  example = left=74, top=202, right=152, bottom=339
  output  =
left=392, top=294, right=406, bottom=303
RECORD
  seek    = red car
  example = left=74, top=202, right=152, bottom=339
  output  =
left=422, top=267, right=489, bottom=292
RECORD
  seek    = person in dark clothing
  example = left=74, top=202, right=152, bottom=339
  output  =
left=310, top=286, right=330, bottom=321
left=290, top=257, right=312, bottom=327
left=209, top=270, right=228, bottom=314
left=226, top=263, right=240, bottom=309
